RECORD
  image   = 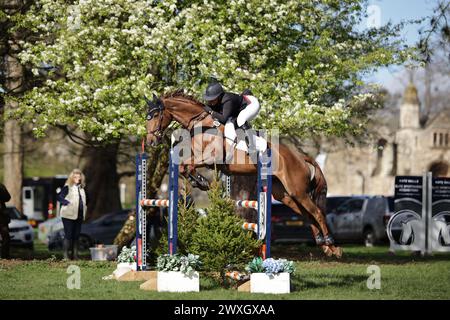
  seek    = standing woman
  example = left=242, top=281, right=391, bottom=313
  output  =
left=57, top=169, right=88, bottom=260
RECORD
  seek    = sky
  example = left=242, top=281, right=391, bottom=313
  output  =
left=362, top=0, right=438, bottom=92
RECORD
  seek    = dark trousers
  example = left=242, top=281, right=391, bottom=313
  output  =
left=62, top=217, right=83, bottom=241
left=0, top=224, right=10, bottom=259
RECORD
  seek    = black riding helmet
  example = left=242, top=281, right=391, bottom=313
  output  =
left=203, top=82, right=224, bottom=101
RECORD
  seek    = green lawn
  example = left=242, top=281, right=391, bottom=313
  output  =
left=1, top=242, right=449, bottom=300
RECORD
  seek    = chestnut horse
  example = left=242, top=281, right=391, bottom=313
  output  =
left=145, top=91, right=342, bottom=258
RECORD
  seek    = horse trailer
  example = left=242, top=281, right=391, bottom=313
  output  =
left=22, top=176, right=67, bottom=226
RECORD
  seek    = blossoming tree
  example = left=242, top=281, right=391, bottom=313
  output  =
left=16, top=0, right=413, bottom=139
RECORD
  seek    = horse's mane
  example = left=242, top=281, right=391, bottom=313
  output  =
left=162, top=89, right=204, bottom=107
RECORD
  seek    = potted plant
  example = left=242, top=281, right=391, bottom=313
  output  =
left=116, top=245, right=137, bottom=271
left=245, top=257, right=295, bottom=294
left=156, top=253, right=201, bottom=292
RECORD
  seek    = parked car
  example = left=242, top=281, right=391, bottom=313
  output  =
left=326, top=195, right=394, bottom=246
left=271, top=196, right=349, bottom=244
left=326, top=196, right=353, bottom=215
left=271, top=200, right=314, bottom=244
left=48, top=210, right=132, bottom=250
left=0, top=206, right=34, bottom=250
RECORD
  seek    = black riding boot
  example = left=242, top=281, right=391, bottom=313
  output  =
left=63, top=239, right=71, bottom=260
left=239, top=122, right=257, bottom=154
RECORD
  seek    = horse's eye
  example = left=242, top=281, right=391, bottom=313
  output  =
left=147, top=109, right=155, bottom=120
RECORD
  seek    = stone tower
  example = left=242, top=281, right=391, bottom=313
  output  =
left=399, top=82, right=420, bottom=129
left=396, top=82, right=421, bottom=175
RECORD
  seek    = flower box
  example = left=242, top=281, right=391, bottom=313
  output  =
left=157, top=271, right=200, bottom=292
left=113, top=262, right=137, bottom=279
left=117, top=262, right=137, bottom=271
left=250, top=272, right=290, bottom=294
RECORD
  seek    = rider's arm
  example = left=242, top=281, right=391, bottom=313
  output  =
left=211, top=100, right=234, bottom=124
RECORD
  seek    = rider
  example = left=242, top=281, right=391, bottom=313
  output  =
left=202, top=82, right=260, bottom=134
left=187, top=82, right=260, bottom=190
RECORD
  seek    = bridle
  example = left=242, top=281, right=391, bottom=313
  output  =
left=146, top=98, right=165, bottom=141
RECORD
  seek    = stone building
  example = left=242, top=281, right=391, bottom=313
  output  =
left=323, top=83, right=450, bottom=196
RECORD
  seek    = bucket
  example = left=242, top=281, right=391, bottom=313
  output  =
left=89, top=245, right=118, bottom=261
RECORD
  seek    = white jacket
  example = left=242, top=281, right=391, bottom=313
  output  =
left=59, top=184, right=87, bottom=220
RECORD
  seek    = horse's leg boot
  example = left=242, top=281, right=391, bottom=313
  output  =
left=188, top=173, right=210, bottom=191
left=315, top=235, right=325, bottom=246
left=324, top=235, right=335, bottom=246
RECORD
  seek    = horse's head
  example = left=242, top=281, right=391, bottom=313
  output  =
left=145, top=94, right=172, bottom=147
left=145, top=91, right=213, bottom=147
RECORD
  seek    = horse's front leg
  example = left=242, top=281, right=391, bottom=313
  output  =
left=178, top=134, right=222, bottom=191
left=178, top=162, right=210, bottom=191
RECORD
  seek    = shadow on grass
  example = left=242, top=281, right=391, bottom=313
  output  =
left=291, top=273, right=368, bottom=291
left=8, top=243, right=92, bottom=261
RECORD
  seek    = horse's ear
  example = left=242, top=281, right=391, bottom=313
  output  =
left=152, top=93, right=158, bottom=102
left=144, top=95, right=153, bottom=107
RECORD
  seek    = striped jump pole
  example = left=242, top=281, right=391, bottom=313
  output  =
left=225, top=271, right=250, bottom=281
left=242, top=222, right=258, bottom=232
left=236, top=200, right=258, bottom=209
left=140, top=199, right=170, bottom=207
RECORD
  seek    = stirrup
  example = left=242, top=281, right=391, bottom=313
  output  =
left=240, top=121, right=251, bottom=130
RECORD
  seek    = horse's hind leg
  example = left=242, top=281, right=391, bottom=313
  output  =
left=294, top=194, right=342, bottom=258
left=272, top=184, right=337, bottom=257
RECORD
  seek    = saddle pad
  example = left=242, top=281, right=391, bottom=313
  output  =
left=224, top=126, right=268, bottom=154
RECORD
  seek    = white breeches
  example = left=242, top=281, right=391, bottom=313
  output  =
left=236, top=95, right=260, bottom=127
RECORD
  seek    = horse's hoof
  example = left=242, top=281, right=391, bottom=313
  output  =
left=331, top=246, right=343, bottom=258
left=321, top=245, right=333, bottom=257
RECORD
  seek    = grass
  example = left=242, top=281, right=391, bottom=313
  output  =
left=1, top=241, right=449, bottom=300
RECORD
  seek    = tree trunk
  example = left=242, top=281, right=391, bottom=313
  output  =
left=2, top=25, right=25, bottom=212
left=3, top=112, right=23, bottom=211
left=229, top=175, right=258, bottom=222
left=82, top=142, right=122, bottom=220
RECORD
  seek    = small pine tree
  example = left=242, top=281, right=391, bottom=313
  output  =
left=190, top=173, right=261, bottom=274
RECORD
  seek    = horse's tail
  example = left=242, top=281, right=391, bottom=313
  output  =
left=305, top=156, right=328, bottom=215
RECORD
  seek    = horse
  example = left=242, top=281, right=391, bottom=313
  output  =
left=145, top=91, right=342, bottom=258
